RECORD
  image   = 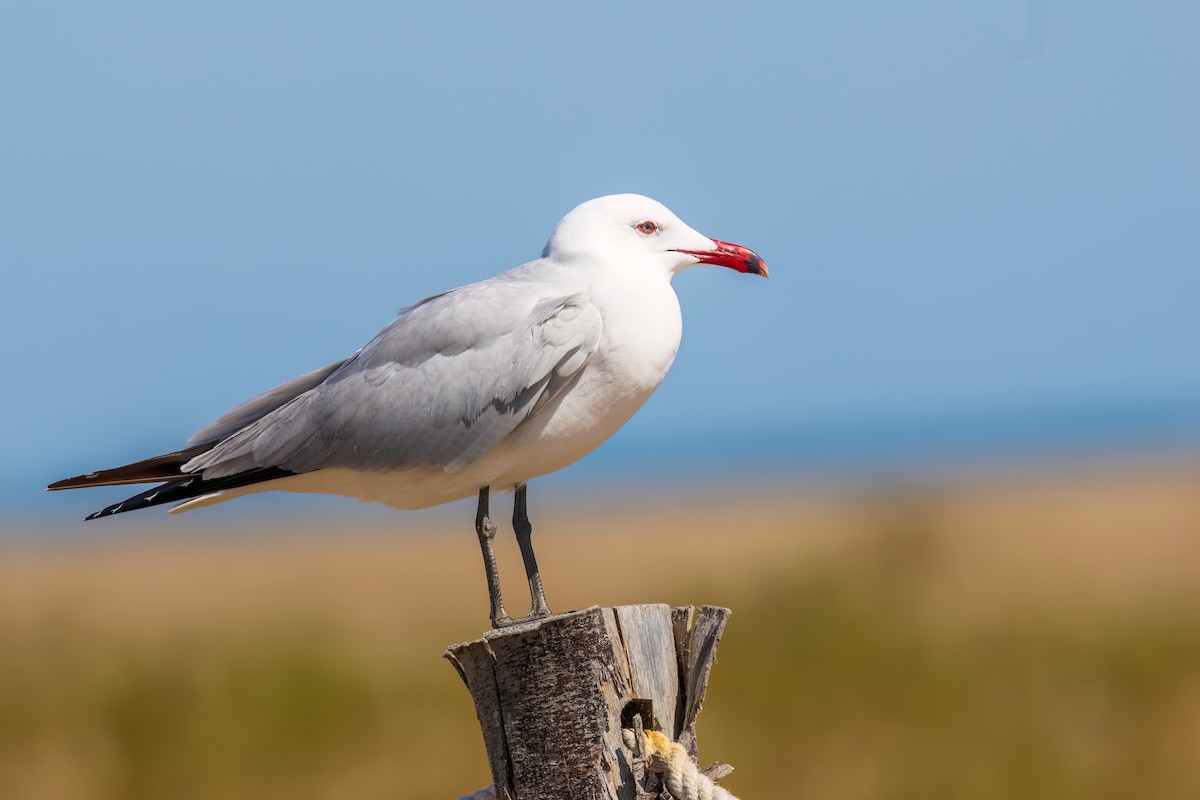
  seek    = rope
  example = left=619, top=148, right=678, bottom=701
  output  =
left=622, top=728, right=740, bottom=800
left=459, top=730, right=738, bottom=800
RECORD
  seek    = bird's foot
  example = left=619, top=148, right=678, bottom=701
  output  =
left=526, top=584, right=552, bottom=619
left=491, top=607, right=553, bottom=629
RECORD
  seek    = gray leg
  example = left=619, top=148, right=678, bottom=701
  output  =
left=514, top=483, right=553, bottom=619
left=475, top=487, right=513, bottom=629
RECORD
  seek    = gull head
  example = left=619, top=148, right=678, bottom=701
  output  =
left=543, top=194, right=768, bottom=279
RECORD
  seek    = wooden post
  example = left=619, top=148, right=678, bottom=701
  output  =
left=445, top=604, right=731, bottom=800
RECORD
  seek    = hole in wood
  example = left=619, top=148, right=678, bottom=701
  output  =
left=621, top=698, right=658, bottom=732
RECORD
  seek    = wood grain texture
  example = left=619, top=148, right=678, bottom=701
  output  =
left=446, top=604, right=731, bottom=800
left=614, top=604, right=680, bottom=737
left=679, top=605, right=730, bottom=758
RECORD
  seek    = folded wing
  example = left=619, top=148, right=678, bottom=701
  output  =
left=47, top=360, right=351, bottom=492
left=185, top=284, right=603, bottom=480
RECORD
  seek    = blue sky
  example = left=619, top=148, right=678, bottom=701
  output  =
left=2, top=1, right=1198, bottom=518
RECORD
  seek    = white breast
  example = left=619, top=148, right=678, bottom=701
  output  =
left=463, top=273, right=684, bottom=493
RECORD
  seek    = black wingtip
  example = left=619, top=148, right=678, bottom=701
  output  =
left=85, top=500, right=124, bottom=520
left=48, top=474, right=96, bottom=491
left=77, top=466, right=296, bottom=521
left=48, top=444, right=216, bottom=492
left=84, top=504, right=116, bottom=520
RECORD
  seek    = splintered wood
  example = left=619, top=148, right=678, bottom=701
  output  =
left=445, top=605, right=729, bottom=800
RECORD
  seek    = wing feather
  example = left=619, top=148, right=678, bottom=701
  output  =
left=185, top=281, right=602, bottom=479
left=187, top=358, right=352, bottom=446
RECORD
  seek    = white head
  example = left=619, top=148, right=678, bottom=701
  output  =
left=543, top=194, right=767, bottom=279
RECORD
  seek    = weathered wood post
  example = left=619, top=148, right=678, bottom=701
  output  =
left=445, top=604, right=732, bottom=800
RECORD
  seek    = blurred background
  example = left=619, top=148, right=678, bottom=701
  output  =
left=2, top=1, right=1199, bottom=798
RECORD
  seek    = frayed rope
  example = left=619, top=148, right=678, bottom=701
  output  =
left=623, top=728, right=739, bottom=800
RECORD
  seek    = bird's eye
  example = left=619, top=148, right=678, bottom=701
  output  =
left=635, top=220, right=659, bottom=236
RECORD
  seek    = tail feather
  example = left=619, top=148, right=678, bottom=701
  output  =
left=48, top=444, right=216, bottom=491
left=84, top=467, right=296, bottom=520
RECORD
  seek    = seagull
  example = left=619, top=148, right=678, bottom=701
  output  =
left=48, top=194, right=767, bottom=627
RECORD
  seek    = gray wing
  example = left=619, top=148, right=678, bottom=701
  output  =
left=185, top=282, right=603, bottom=479
left=183, top=291, right=454, bottom=449
left=186, top=359, right=351, bottom=447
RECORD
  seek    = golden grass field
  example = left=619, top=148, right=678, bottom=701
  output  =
left=3, top=461, right=1200, bottom=799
